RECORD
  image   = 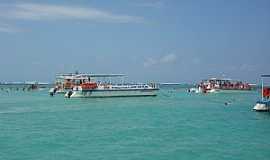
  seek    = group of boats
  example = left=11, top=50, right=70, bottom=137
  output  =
left=49, top=72, right=270, bottom=112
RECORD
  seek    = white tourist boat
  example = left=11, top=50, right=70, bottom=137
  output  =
left=49, top=73, right=77, bottom=96
left=49, top=73, right=159, bottom=98
left=64, top=74, right=159, bottom=98
left=253, top=75, right=270, bottom=112
left=189, top=78, right=251, bottom=94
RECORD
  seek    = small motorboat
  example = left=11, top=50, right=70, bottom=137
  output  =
left=253, top=101, right=270, bottom=112
left=188, top=87, right=200, bottom=93
left=253, top=75, right=270, bottom=112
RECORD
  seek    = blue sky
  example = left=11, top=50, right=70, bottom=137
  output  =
left=0, top=0, right=269, bottom=83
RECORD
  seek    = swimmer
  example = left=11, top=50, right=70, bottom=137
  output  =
left=224, top=101, right=232, bottom=106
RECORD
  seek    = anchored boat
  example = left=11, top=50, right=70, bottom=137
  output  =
left=48, top=73, right=158, bottom=98
left=49, top=73, right=159, bottom=97
left=189, top=78, right=251, bottom=93
left=64, top=74, right=159, bottom=98
left=49, top=73, right=83, bottom=96
left=253, top=75, right=270, bottom=112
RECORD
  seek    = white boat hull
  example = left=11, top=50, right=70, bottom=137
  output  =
left=207, top=89, right=219, bottom=93
left=189, top=88, right=200, bottom=93
left=65, top=89, right=158, bottom=98
left=49, top=88, right=70, bottom=95
left=253, top=103, right=270, bottom=112
left=56, top=89, right=69, bottom=94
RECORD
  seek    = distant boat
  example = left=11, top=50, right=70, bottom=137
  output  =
left=253, top=75, right=270, bottom=112
left=189, top=78, right=252, bottom=94
left=0, top=81, right=49, bottom=90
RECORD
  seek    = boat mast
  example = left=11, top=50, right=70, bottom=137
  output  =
left=121, top=76, right=124, bottom=86
left=261, top=76, right=264, bottom=101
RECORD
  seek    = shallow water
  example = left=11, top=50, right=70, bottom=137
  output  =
left=1, top=88, right=270, bottom=160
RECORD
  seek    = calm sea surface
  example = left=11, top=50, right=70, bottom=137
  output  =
left=1, top=87, right=270, bottom=160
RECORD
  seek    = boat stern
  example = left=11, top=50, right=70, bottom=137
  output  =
left=253, top=101, right=270, bottom=112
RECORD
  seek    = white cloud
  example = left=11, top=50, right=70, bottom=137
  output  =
left=191, top=57, right=201, bottom=65
left=239, top=64, right=257, bottom=72
left=144, top=53, right=177, bottom=67
left=0, top=23, right=20, bottom=33
left=160, top=53, right=177, bottom=63
left=227, top=64, right=257, bottom=72
left=143, top=57, right=158, bottom=67
left=1, top=3, right=143, bottom=23
left=134, top=1, right=164, bottom=8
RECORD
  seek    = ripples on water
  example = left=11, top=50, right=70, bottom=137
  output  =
left=0, top=88, right=270, bottom=160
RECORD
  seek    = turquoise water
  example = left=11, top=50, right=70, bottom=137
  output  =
left=1, top=88, right=270, bottom=160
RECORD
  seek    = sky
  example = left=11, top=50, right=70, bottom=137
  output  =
left=0, top=0, right=269, bottom=83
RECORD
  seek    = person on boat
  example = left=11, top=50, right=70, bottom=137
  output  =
left=67, top=91, right=73, bottom=98
left=49, top=87, right=57, bottom=97
left=53, top=88, right=57, bottom=95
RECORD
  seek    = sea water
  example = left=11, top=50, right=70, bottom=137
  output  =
left=0, top=87, right=270, bottom=160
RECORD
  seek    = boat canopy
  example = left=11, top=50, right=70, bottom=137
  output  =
left=56, top=73, right=125, bottom=79
left=208, top=78, right=232, bottom=81
left=261, top=75, right=270, bottom=78
left=79, top=74, right=125, bottom=78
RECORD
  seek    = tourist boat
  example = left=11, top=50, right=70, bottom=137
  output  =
left=49, top=73, right=123, bottom=95
left=253, top=75, right=270, bottom=112
left=189, top=78, right=251, bottom=93
left=62, top=74, right=159, bottom=98
left=49, top=73, right=159, bottom=98
left=49, top=73, right=82, bottom=95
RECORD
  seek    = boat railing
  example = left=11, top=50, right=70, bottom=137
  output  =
left=113, top=83, right=158, bottom=88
